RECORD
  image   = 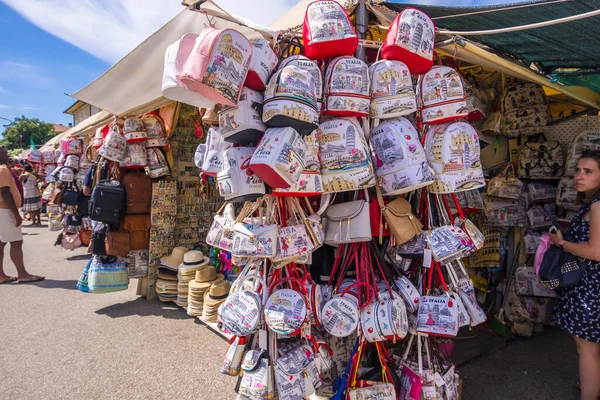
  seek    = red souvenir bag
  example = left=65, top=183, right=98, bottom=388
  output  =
left=302, top=1, right=358, bottom=60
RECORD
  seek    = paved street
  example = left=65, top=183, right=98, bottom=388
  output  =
left=0, top=219, right=580, bottom=400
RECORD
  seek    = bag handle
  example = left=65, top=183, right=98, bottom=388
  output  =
left=339, top=282, right=375, bottom=310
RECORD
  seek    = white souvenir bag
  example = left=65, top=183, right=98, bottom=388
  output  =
left=123, top=116, right=147, bottom=143
left=44, top=164, right=57, bottom=183
left=99, top=124, right=127, bottom=162
left=141, top=112, right=169, bottom=148
left=59, top=167, right=75, bottom=183
left=274, top=130, right=323, bottom=196
left=64, top=155, right=80, bottom=169
left=369, top=59, right=417, bottom=119
left=202, top=127, right=231, bottom=177
left=249, top=127, right=307, bottom=189
left=121, top=142, right=148, bottom=169
left=41, top=150, right=54, bottom=164
left=245, top=38, right=278, bottom=91
left=323, top=56, right=370, bottom=117
left=318, top=118, right=376, bottom=193
left=262, top=65, right=320, bottom=135
left=556, top=177, right=578, bottom=211
left=417, top=263, right=459, bottom=337
left=162, top=33, right=213, bottom=108
left=217, top=146, right=266, bottom=203
left=419, top=66, right=468, bottom=125
left=370, top=118, right=435, bottom=195
left=279, top=55, right=323, bottom=113
left=145, top=148, right=171, bottom=179
left=501, top=82, right=548, bottom=137
left=219, top=87, right=266, bottom=145
left=425, top=121, right=485, bottom=194
left=194, top=143, right=207, bottom=169
left=395, top=276, right=421, bottom=313
left=27, top=150, right=42, bottom=164
left=565, top=130, right=600, bottom=176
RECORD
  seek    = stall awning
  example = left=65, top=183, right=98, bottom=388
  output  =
left=40, top=110, right=113, bottom=150
left=71, top=1, right=278, bottom=116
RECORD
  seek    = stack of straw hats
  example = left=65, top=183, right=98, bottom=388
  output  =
left=160, top=246, right=188, bottom=270
left=187, top=266, right=224, bottom=317
left=156, top=268, right=178, bottom=302
left=176, top=250, right=210, bottom=308
left=202, top=280, right=231, bottom=322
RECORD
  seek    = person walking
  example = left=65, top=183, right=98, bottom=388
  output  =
left=19, top=164, right=42, bottom=226
left=7, top=157, right=24, bottom=203
left=0, top=146, right=44, bottom=284
left=550, top=149, right=600, bottom=400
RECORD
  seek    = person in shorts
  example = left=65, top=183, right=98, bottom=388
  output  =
left=0, top=146, right=44, bottom=284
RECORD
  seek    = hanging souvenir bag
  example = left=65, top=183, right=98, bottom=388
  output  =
left=417, top=263, right=459, bottom=337
left=323, top=56, right=370, bottom=117
left=455, top=267, right=487, bottom=326
left=262, top=65, right=319, bottom=135
left=123, top=214, right=151, bottom=250
left=501, top=82, right=549, bottom=138
left=395, top=276, right=421, bottom=313
left=439, top=193, right=484, bottom=251
left=318, top=118, right=376, bottom=193
left=105, top=230, right=131, bottom=256
left=180, top=27, right=252, bottom=107
left=41, top=150, right=54, bottom=164
left=141, top=112, right=169, bottom=148
left=249, top=127, right=307, bottom=189
left=274, top=343, right=322, bottom=400
left=518, top=137, right=565, bottom=178
left=381, top=7, right=435, bottom=74
left=220, top=274, right=265, bottom=336
left=245, top=38, right=278, bottom=91
left=231, top=201, right=278, bottom=259
left=218, top=87, right=266, bottom=145
left=272, top=198, right=318, bottom=265
left=369, top=59, right=417, bottom=119
left=527, top=182, right=557, bottom=203
left=202, top=127, right=229, bottom=177
left=123, top=116, right=147, bottom=143
left=487, top=162, right=523, bottom=200
left=206, top=203, right=236, bottom=252
left=59, top=166, right=74, bottom=183
left=264, top=276, right=308, bottom=336
left=89, top=180, right=126, bottom=224
left=347, top=341, right=396, bottom=400
left=564, top=129, right=600, bottom=176
left=44, top=164, right=57, bottom=183
left=28, top=149, right=42, bottom=164
left=62, top=138, right=83, bottom=155
left=80, top=145, right=96, bottom=169
left=120, top=143, right=148, bottom=169
left=375, top=185, right=422, bottom=246
left=419, top=66, right=468, bottom=125
left=145, top=147, right=171, bottom=179
left=217, top=147, right=266, bottom=203
left=87, top=255, right=129, bottom=293
left=426, top=225, right=473, bottom=265
left=324, top=195, right=371, bottom=245
left=278, top=55, right=323, bottom=114
left=302, top=0, right=358, bottom=60
left=220, top=335, right=249, bottom=376
left=64, top=155, right=80, bottom=169
left=397, top=334, right=424, bottom=400
left=99, top=124, right=127, bottom=163
left=194, top=143, right=207, bottom=168
left=556, top=177, right=578, bottom=211
left=92, top=125, right=109, bottom=149
left=238, top=348, right=275, bottom=400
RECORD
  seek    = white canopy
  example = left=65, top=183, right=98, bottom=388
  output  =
left=72, top=1, right=278, bottom=116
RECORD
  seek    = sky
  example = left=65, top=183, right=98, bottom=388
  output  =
left=0, top=0, right=520, bottom=132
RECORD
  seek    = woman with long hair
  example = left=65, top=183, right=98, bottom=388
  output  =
left=19, top=164, right=42, bottom=226
left=550, top=150, right=600, bottom=399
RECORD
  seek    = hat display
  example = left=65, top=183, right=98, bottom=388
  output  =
left=156, top=267, right=178, bottom=302
left=202, top=280, right=231, bottom=322
left=160, top=246, right=188, bottom=270
left=187, top=266, right=225, bottom=317
left=176, top=251, right=210, bottom=308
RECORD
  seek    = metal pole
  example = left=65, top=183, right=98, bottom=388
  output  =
left=354, top=0, right=368, bottom=61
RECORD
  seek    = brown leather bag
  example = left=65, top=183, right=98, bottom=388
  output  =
left=376, top=186, right=422, bottom=246
left=105, top=231, right=131, bottom=256
left=80, top=229, right=92, bottom=246
left=50, top=188, right=63, bottom=205
left=123, top=214, right=151, bottom=250
left=122, top=172, right=152, bottom=214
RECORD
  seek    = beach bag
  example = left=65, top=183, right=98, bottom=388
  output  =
left=368, top=59, right=417, bottom=119
left=99, top=125, right=127, bottom=162
left=302, top=0, right=358, bottom=60
left=145, top=148, right=171, bottom=179
left=425, top=121, right=485, bottom=193
left=381, top=8, right=435, bottom=74
left=556, top=177, right=578, bottom=211
left=123, top=116, right=147, bottom=143
left=76, top=258, right=92, bottom=293
left=262, top=65, right=320, bottom=135
left=273, top=130, right=323, bottom=196
left=180, top=27, right=252, bottom=107
left=88, top=255, right=129, bottom=293
left=564, top=129, right=600, bottom=176
left=121, top=143, right=148, bottom=169
left=324, top=199, right=371, bottom=244
left=370, top=118, right=435, bottom=196
left=162, top=33, right=214, bottom=108
left=486, top=163, right=523, bottom=200
left=124, top=214, right=151, bottom=250
left=517, top=138, right=564, bottom=178
left=41, top=150, right=54, bottom=164
left=278, top=55, right=323, bottom=114
left=201, top=127, right=230, bottom=176
left=318, top=118, right=376, bottom=193
left=419, top=66, right=468, bottom=125
left=323, top=56, right=370, bottom=117
left=501, top=82, right=548, bottom=137
left=217, top=146, right=266, bottom=203
left=245, top=38, right=278, bottom=91
left=249, top=127, right=307, bottom=189
left=218, top=87, right=266, bottom=145
left=105, top=230, right=131, bottom=256
left=28, top=150, right=42, bottom=164
left=122, top=172, right=151, bottom=214
left=141, top=112, right=169, bottom=148
left=89, top=180, right=126, bottom=224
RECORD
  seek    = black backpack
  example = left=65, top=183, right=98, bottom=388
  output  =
left=89, top=180, right=126, bottom=224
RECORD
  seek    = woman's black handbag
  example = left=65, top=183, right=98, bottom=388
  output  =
left=62, top=182, right=80, bottom=206
left=539, top=232, right=590, bottom=289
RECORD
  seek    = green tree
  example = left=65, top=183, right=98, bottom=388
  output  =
left=1, top=116, right=55, bottom=150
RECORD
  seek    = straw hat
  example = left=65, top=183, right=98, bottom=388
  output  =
left=160, top=246, right=188, bottom=269
left=189, top=267, right=224, bottom=290
left=181, top=250, right=209, bottom=269
left=203, top=280, right=231, bottom=307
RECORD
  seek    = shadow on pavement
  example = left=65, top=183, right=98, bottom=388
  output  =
left=22, top=233, right=39, bottom=236
left=66, top=254, right=92, bottom=261
left=95, top=297, right=190, bottom=320
left=23, top=224, right=48, bottom=228
left=31, top=279, right=79, bottom=290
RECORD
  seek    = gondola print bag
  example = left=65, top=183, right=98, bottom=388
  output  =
left=501, top=82, right=548, bottom=137
left=487, top=163, right=523, bottom=200
left=419, top=66, right=468, bottom=125
left=245, top=38, right=278, bottom=91
left=219, top=87, right=267, bottom=145
left=323, top=56, right=370, bottom=117
left=369, top=59, right=417, bottom=119
left=518, top=139, right=564, bottom=179
left=302, top=0, right=358, bottom=60
left=179, top=27, right=252, bottom=107
left=381, top=7, right=435, bottom=74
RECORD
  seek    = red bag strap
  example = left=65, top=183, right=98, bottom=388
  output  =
left=450, top=193, right=467, bottom=221
left=435, top=262, right=450, bottom=292
left=440, top=194, right=455, bottom=225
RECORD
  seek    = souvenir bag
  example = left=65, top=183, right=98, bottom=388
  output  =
left=64, top=155, right=80, bottom=169
left=371, top=118, right=435, bottom=196
left=62, top=138, right=83, bottom=155
left=28, top=149, right=42, bottom=164
left=419, top=66, right=468, bottom=125
left=318, top=118, right=376, bottom=193
left=501, top=82, right=548, bottom=137
left=518, top=138, right=564, bottom=178
left=218, top=87, right=266, bottom=145
left=394, top=276, right=421, bottom=313
left=274, top=343, right=322, bottom=400
left=220, top=274, right=265, bottom=336
left=44, top=164, right=57, bottom=183
left=417, top=263, right=459, bottom=337
left=486, top=163, right=523, bottom=200
left=438, top=192, right=484, bottom=251
left=245, top=38, right=278, bottom=91
left=217, top=147, right=266, bottom=203
left=556, top=177, right=578, bottom=211
left=89, top=180, right=126, bottom=224
left=145, top=148, right=171, bottom=179
left=163, top=33, right=215, bottom=108
left=424, top=122, right=485, bottom=194
left=446, top=262, right=487, bottom=326
left=346, top=341, right=396, bottom=400
left=462, top=74, right=491, bottom=123
left=271, top=198, right=318, bottom=265
left=194, top=143, right=207, bottom=168
left=523, top=231, right=542, bottom=255
left=123, top=116, right=147, bottom=143
left=397, top=334, right=424, bottom=400
left=375, top=185, right=422, bottom=246
left=206, top=204, right=236, bottom=252
left=123, top=214, right=151, bottom=250
left=121, top=143, right=148, bottom=169
left=92, top=125, right=109, bottom=149
left=231, top=201, right=278, bottom=259
left=87, top=255, right=129, bottom=293
left=76, top=258, right=92, bottom=293
left=262, top=65, right=319, bottom=135
left=201, top=127, right=230, bottom=177
left=238, top=349, right=275, bottom=400
left=180, top=27, right=252, bottom=107
left=141, top=112, right=169, bottom=148
left=105, top=230, right=131, bottom=256
left=369, top=59, right=417, bottom=119
left=426, top=225, right=474, bottom=266
left=324, top=197, right=371, bottom=245
left=564, top=129, right=600, bottom=176
left=41, top=150, right=54, bottom=164
left=278, top=55, right=323, bottom=114
left=515, top=266, right=557, bottom=298
left=249, top=127, right=307, bottom=189
left=80, top=146, right=96, bottom=169
left=221, top=335, right=249, bottom=376
left=122, top=172, right=151, bottom=214
left=302, top=0, right=358, bottom=60
left=381, top=7, right=435, bottom=74
left=323, top=56, right=370, bottom=117
left=99, top=124, right=127, bottom=163
left=453, top=189, right=484, bottom=214
left=54, top=149, right=63, bottom=165
left=264, top=276, right=308, bottom=336
left=527, top=182, right=557, bottom=203
left=274, top=130, right=323, bottom=197
left=527, top=204, right=553, bottom=229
